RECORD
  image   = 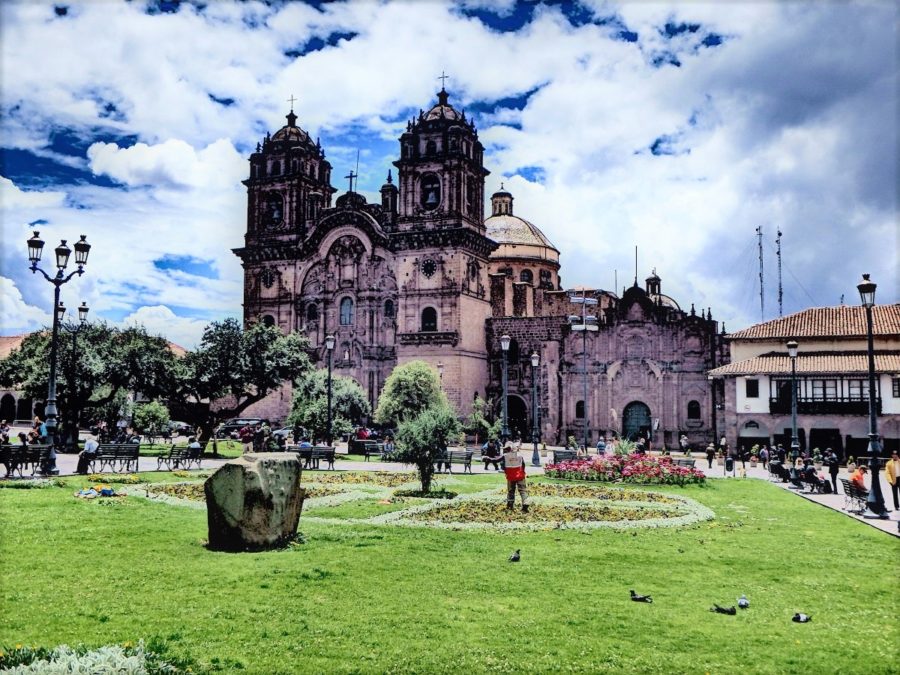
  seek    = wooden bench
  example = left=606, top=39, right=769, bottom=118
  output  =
left=363, top=441, right=385, bottom=461
left=434, top=450, right=473, bottom=474
left=673, top=458, right=696, bottom=468
left=295, top=446, right=336, bottom=470
left=1, top=444, right=54, bottom=477
left=90, top=443, right=140, bottom=473
left=156, top=445, right=202, bottom=471
left=552, top=449, right=579, bottom=464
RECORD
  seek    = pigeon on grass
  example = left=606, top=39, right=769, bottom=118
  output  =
left=508, top=549, right=520, bottom=562
left=738, top=595, right=749, bottom=609
left=630, top=590, right=652, bottom=603
left=710, top=604, right=737, bottom=615
left=792, top=613, right=812, bottom=623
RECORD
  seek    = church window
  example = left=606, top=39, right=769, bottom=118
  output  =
left=264, top=193, right=283, bottom=228
left=519, top=269, right=533, bottom=284
left=687, top=400, right=701, bottom=419
left=271, top=161, right=281, bottom=176
left=384, top=299, right=395, bottom=318
left=421, top=307, right=438, bottom=332
left=466, top=180, right=474, bottom=213
left=420, top=174, right=440, bottom=210
left=340, top=297, right=354, bottom=326
left=575, top=400, right=585, bottom=419
left=500, top=267, right=512, bottom=277
left=309, top=195, right=321, bottom=219
left=507, top=338, right=520, bottom=363
left=540, top=269, right=553, bottom=289
left=425, top=140, right=437, bottom=156
left=262, top=314, right=275, bottom=328
left=306, top=303, right=318, bottom=324
left=292, top=160, right=298, bottom=173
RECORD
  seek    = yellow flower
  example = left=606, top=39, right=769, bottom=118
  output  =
left=15, top=644, right=22, bottom=649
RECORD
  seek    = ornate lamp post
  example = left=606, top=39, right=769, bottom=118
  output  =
left=27, top=232, right=91, bottom=471
left=499, top=334, right=511, bottom=441
left=325, top=334, right=335, bottom=446
left=530, top=351, right=540, bottom=467
left=787, top=339, right=800, bottom=462
left=858, top=274, right=888, bottom=518
left=569, top=289, right=598, bottom=449
left=60, top=301, right=90, bottom=451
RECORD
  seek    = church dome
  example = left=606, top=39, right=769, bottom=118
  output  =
left=424, top=88, right=462, bottom=121
left=486, top=213, right=558, bottom=251
left=271, top=110, right=316, bottom=149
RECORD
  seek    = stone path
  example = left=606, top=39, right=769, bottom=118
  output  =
left=27, top=445, right=900, bottom=538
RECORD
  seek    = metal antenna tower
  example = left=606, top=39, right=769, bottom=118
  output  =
left=756, top=226, right=764, bottom=320
left=776, top=228, right=783, bottom=317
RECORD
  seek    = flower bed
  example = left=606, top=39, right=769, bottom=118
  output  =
left=527, top=482, right=679, bottom=503
left=544, top=454, right=706, bottom=485
left=405, top=500, right=676, bottom=525
left=303, top=471, right=419, bottom=488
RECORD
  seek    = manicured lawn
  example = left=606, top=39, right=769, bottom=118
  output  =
left=1, top=474, right=897, bottom=674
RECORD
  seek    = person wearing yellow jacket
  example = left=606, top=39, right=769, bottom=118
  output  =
left=885, top=450, right=900, bottom=510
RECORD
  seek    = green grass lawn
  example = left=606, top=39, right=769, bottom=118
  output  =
left=1, top=474, right=897, bottom=674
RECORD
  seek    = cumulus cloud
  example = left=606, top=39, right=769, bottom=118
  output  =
left=0, top=276, right=50, bottom=334
left=0, top=0, right=896, bottom=347
left=121, top=305, right=212, bottom=350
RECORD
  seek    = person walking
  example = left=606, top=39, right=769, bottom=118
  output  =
left=825, top=448, right=841, bottom=495
left=502, top=444, right=528, bottom=512
left=885, top=450, right=900, bottom=510
left=759, top=445, right=769, bottom=470
left=706, top=443, right=715, bottom=469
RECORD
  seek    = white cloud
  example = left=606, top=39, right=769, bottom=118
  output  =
left=121, top=305, right=211, bottom=350
left=0, top=276, right=49, bottom=333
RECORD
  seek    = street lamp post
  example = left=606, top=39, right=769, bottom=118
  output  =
left=530, top=351, right=540, bottom=466
left=569, top=289, right=598, bottom=449
left=787, top=339, right=800, bottom=462
left=60, top=301, right=90, bottom=451
left=26, top=232, right=91, bottom=472
left=325, top=335, right=335, bottom=447
left=858, top=274, right=888, bottom=518
left=499, top=335, right=511, bottom=441
left=437, top=362, right=444, bottom=388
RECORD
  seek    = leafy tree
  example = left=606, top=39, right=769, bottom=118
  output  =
left=177, top=318, right=312, bottom=441
left=465, top=394, right=501, bottom=444
left=395, top=404, right=460, bottom=493
left=287, top=369, right=370, bottom=443
left=0, top=322, right=179, bottom=442
left=132, top=400, right=170, bottom=440
left=373, top=361, right=448, bottom=427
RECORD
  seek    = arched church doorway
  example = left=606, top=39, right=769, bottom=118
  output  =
left=507, top=395, right=528, bottom=441
left=623, top=401, right=651, bottom=441
left=0, top=394, right=15, bottom=422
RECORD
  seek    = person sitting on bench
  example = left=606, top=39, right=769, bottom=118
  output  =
left=850, top=465, right=868, bottom=493
left=481, top=440, right=502, bottom=471
left=76, top=435, right=99, bottom=475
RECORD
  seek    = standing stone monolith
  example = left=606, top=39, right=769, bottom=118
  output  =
left=205, top=453, right=305, bottom=551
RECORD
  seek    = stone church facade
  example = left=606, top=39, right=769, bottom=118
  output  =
left=234, top=88, right=727, bottom=448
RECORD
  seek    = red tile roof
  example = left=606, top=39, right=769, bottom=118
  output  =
left=0, top=333, right=187, bottom=358
left=709, top=351, right=900, bottom=376
left=727, top=304, right=900, bottom=340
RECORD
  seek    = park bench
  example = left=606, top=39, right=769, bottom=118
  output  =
left=295, top=446, right=336, bottom=470
left=434, top=450, right=473, bottom=474
left=839, top=478, right=867, bottom=513
left=552, top=449, right=579, bottom=464
left=673, top=458, right=696, bottom=468
left=1, top=444, right=54, bottom=477
left=90, top=443, right=140, bottom=473
left=156, top=445, right=203, bottom=471
left=363, top=441, right=385, bottom=461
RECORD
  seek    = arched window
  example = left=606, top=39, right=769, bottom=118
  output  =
left=340, top=298, right=354, bottom=326
left=384, top=299, right=395, bottom=318
left=421, top=307, right=437, bottom=332
left=575, top=400, right=585, bottom=419
left=262, top=314, right=275, bottom=328
left=687, top=400, right=701, bottom=419
left=306, top=303, right=318, bottom=324
left=271, top=161, right=280, bottom=176
left=500, top=267, right=513, bottom=277
left=420, top=174, right=440, bottom=210
left=425, top=140, right=437, bottom=156
left=519, top=269, right=533, bottom=284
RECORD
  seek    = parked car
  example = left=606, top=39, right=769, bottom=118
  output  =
left=216, top=418, right=269, bottom=439
left=272, top=427, right=293, bottom=440
left=168, top=420, right=193, bottom=434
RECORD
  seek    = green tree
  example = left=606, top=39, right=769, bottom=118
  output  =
left=0, top=322, right=179, bottom=441
left=132, top=400, right=171, bottom=441
left=395, top=404, right=460, bottom=493
left=177, top=318, right=312, bottom=441
left=287, top=369, right=370, bottom=443
left=465, top=394, right=501, bottom=444
left=373, top=361, right=448, bottom=427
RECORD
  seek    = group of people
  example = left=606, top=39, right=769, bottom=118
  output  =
left=1, top=417, right=56, bottom=476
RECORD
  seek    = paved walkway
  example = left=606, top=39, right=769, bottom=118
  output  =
left=26, top=445, right=900, bottom=538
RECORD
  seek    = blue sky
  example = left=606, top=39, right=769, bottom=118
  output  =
left=1, top=0, right=897, bottom=348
